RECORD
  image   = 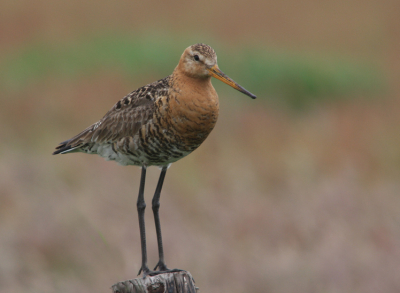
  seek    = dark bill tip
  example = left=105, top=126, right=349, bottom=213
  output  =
left=237, top=85, right=257, bottom=99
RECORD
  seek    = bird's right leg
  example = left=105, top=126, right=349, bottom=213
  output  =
left=137, top=166, right=150, bottom=276
left=149, top=166, right=183, bottom=276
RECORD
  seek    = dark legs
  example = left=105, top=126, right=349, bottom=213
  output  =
left=152, top=166, right=168, bottom=271
left=137, top=166, right=149, bottom=275
left=137, top=166, right=179, bottom=277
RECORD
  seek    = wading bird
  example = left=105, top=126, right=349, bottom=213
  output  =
left=53, top=43, right=256, bottom=276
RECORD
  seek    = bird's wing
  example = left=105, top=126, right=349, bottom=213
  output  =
left=53, top=77, right=170, bottom=155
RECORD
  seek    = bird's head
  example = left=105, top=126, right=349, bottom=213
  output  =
left=177, top=43, right=256, bottom=99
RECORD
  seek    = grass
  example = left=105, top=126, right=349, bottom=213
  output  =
left=0, top=33, right=385, bottom=109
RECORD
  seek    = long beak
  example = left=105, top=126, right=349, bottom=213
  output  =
left=208, top=65, right=256, bottom=99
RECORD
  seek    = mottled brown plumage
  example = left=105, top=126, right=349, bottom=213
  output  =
left=53, top=43, right=255, bottom=167
left=53, top=43, right=256, bottom=277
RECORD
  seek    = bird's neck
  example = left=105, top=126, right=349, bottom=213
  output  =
left=170, top=68, right=218, bottom=102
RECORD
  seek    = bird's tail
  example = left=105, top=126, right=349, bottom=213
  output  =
left=53, top=139, right=82, bottom=155
left=52, top=124, right=95, bottom=155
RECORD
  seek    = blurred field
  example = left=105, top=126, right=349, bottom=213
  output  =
left=1, top=1, right=400, bottom=293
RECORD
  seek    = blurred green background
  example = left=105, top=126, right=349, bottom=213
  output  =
left=1, top=1, right=400, bottom=293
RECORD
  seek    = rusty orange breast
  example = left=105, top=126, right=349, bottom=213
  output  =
left=162, top=72, right=219, bottom=149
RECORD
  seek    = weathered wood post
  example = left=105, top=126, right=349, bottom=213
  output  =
left=111, top=271, right=198, bottom=293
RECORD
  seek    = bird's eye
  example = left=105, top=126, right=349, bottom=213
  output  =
left=194, top=55, right=200, bottom=61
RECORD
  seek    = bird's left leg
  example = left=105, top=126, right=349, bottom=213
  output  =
left=152, top=166, right=169, bottom=271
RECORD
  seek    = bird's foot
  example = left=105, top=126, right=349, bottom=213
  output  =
left=138, top=262, right=185, bottom=278
left=153, top=260, right=169, bottom=271
left=144, top=268, right=185, bottom=278
left=137, top=266, right=147, bottom=276
left=138, top=264, right=184, bottom=278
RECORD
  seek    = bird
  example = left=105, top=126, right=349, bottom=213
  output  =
left=53, top=43, right=256, bottom=277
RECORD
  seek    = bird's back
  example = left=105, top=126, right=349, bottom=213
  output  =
left=53, top=73, right=219, bottom=167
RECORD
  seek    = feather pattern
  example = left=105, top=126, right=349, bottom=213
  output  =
left=53, top=43, right=255, bottom=167
left=53, top=76, right=168, bottom=156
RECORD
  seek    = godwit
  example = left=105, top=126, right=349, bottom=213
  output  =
left=53, top=43, right=256, bottom=276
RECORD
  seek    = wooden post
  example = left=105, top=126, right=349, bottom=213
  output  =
left=111, top=270, right=198, bottom=293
